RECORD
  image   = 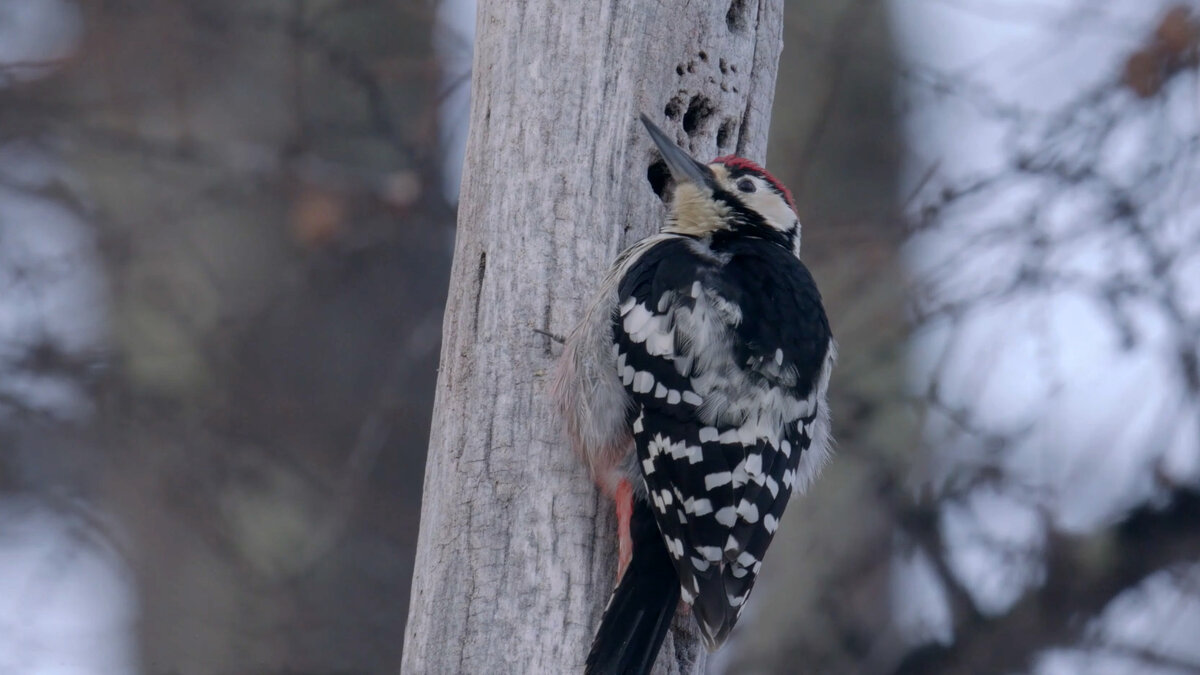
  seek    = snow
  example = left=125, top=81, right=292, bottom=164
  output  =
left=891, top=537, right=955, bottom=647
left=0, top=144, right=108, bottom=422
left=0, top=499, right=138, bottom=675
left=1033, top=564, right=1200, bottom=674
left=940, top=486, right=1046, bottom=616
left=1, top=6, right=132, bottom=672
left=892, top=0, right=1200, bottom=656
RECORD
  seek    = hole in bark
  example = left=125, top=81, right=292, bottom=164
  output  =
left=698, top=51, right=708, bottom=61
left=675, top=64, right=685, bottom=76
left=647, top=159, right=671, bottom=201
left=686, top=61, right=696, bottom=73
left=664, top=96, right=684, bottom=120
left=727, top=0, right=750, bottom=32
left=682, top=95, right=713, bottom=137
left=717, top=118, right=737, bottom=149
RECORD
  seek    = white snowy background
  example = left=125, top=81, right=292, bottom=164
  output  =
left=892, top=0, right=1200, bottom=671
left=0, top=0, right=137, bottom=673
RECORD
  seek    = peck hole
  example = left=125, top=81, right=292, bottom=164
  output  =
left=664, top=96, right=684, bottom=120
left=726, top=0, right=749, bottom=33
left=717, top=118, right=737, bottom=149
left=647, top=159, right=670, bottom=201
left=682, top=95, right=714, bottom=137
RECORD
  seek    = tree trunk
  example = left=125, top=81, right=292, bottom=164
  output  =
left=402, top=1, right=784, bottom=672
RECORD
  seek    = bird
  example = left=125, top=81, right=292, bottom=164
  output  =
left=553, top=114, right=835, bottom=674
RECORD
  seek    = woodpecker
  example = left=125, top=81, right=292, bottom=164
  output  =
left=553, top=115, right=836, bottom=673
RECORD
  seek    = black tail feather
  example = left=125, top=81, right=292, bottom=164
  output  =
left=585, top=499, right=680, bottom=675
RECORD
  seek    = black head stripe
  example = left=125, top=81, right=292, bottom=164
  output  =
left=710, top=188, right=793, bottom=251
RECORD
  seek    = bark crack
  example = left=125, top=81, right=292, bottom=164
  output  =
left=471, top=250, right=487, bottom=333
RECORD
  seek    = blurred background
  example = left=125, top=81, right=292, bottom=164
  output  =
left=0, top=1, right=1197, bottom=673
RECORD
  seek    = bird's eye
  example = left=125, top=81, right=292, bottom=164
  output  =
left=737, top=178, right=756, bottom=193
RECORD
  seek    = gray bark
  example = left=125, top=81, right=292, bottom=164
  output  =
left=402, top=1, right=783, bottom=672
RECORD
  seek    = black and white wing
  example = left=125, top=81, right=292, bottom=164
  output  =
left=614, top=234, right=834, bottom=649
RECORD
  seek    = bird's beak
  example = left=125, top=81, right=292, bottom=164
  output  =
left=640, top=114, right=715, bottom=190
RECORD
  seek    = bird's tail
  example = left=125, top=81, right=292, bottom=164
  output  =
left=585, top=499, right=680, bottom=675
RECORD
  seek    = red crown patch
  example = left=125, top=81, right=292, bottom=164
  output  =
left=712, top=155, right=796, bottom=213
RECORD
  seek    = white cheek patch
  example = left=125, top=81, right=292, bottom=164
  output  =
left=744, top=191, right=801, bottom=254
